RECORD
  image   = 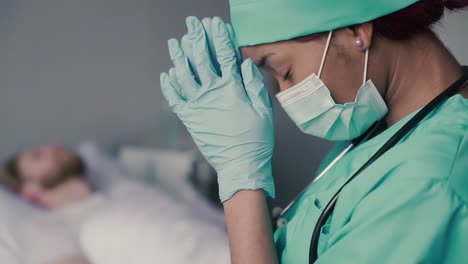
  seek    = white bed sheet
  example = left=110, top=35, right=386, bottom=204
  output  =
left=80, top=181, right=230, bottom=264
left=0, top=187, right=39, bottom=264
left=0, top=141, right=229, bottom=264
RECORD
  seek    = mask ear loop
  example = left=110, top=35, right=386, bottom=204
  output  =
left=318, top=31, right=333, bottom=78
left=363, top=48, right=369, bottom=85
left=319, top=31, right=369, bottom=84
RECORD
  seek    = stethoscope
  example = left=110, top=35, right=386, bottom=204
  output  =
left=271, top=66, right=468, bottom=263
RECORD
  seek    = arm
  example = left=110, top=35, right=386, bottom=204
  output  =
left=161, top=16, right=277, bottom=263
left=224, top=190, right=279, bottom=264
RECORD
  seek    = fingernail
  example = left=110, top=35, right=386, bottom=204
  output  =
left=250, top=60, right=260, bottom=75
left=246, top=58, right=253, bottom=70
left=186, top=16, right=197, bottom=34
left=168, top=38, right=180, bottom=56
left=243, top=59, right=253, bottom=79
left=168, top=38, right=176, bottom=49
left=214, top=17, right=226, bottom=35
left=201, top=17, right=212, bottom=25
left=160, top=72, right=167, bottom=83
left=213, top=16, right=223, bottom=24
left=169, top=67, right=176, bottom=77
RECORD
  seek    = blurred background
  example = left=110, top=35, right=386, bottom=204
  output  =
left=0, top=0, right=467, bottom=207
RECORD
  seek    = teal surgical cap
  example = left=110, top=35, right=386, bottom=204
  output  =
left=230, top=0, right=420, bottom=47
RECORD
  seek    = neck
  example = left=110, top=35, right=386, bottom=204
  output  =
left=383, top=30, right=465, bottom=126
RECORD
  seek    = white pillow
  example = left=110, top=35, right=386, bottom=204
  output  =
left=80, top=181, right=230, bottom=264
left=118, top=146, right=196, bottom=199
left=0, top=187, right=39, bottom=264
left=77, top=141, right=129, bottom=192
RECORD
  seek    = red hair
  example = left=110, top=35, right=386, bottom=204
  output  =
left=373, top=0, right=468, bottom=40
left=294, top=0, right=468, bottom=42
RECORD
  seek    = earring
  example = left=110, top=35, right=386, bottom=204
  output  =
left=356, top=39, right=364, bottom=47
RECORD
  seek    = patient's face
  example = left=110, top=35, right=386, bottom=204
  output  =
left=16, top=143, right=81, bottom=201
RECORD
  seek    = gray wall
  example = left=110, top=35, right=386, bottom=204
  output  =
left=0, top=1, right=466, bottom=206
left=0, top=0, right=230, bottom=157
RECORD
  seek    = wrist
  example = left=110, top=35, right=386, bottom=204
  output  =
left=217, top=160, right=275, bottom=202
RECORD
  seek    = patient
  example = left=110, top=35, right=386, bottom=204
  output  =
left=1, top=143, right=92, bottom=209
left=0, top=144, right=101, bottom=264
left=0, top=143, right=229, bottom=264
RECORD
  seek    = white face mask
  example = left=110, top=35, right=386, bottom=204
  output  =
left=276, top=31, right=388, bottom=141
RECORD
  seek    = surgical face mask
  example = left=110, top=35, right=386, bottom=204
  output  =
left=276, top=31, right=388, bottom=141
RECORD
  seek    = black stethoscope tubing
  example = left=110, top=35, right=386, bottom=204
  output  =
left=307, top=66, right=468, bottom=263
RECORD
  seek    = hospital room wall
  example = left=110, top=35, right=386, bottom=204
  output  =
left=0, top=0, right=466, bottom=207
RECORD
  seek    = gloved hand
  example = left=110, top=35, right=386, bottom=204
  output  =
left=160, top=16, right=275, bottom=202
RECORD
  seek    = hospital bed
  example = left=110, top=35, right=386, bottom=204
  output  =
left=0, top=140, right=229, bottom=264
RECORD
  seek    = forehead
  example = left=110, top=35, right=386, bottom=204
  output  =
left=16, top=148, right=47, bottom=172
left=15, top=153, right=33, bottom=180
left=16, top=151, right=36, bottom=173
left=241, top=35, right=325, bottom=68
left=241, top=42, right=281, bottom=64
left=18, top=148, right=37, bottom=161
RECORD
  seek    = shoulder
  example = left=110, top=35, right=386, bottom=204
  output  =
left=395, top=95, right=467, bottom=203
left=447, top=131, right=468, bottom=204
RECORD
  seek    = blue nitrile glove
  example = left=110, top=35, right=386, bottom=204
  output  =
left=160, top=16, right=275, bottom=202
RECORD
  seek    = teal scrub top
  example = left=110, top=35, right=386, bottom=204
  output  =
left=274, top=94, right=468, bottom=263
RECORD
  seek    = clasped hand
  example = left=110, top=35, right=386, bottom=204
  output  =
left=160, top=16, right=275, bottom=202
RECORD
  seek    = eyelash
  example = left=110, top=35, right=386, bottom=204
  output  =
left=283, top=70, right=291, bottom=81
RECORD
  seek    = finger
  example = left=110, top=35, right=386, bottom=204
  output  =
left=168, top=38, right=199, bottom=98
left=226, top=23, right=242, bottom=64
left=212, top=16, right=238, bottom=77
left=160, top=71, right=184, bottom=110
left=241, top=59, right=272, bottom=116
left=180, top=34, right=201, bottom=85
left=186, top=16, right=217, bottom=85
left=168, top=67, right=185, bottom=98
left=201, top=17, right=221, bottom=76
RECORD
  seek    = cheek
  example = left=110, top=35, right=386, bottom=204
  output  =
left=320, top=49, right=366, bottom=104
left=20, top=165, right=42, bottom=182
left=276, top=79, right=293, bottom=92
left=292, top=54, right=322, bottom=80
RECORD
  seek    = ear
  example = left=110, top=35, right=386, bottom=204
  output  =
left=348, top=22, right=374, bottom=51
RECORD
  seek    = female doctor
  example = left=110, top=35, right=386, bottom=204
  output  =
left=160, top=0, right=468, bottom=263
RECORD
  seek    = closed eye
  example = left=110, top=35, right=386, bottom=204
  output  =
left=283, top=70, right=291, bottom=81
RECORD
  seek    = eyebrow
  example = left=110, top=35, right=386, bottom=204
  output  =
left=256, top=53, right=275, bottom=69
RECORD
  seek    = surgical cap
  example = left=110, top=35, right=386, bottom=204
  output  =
left=230, top=0, right=419, bottom=47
